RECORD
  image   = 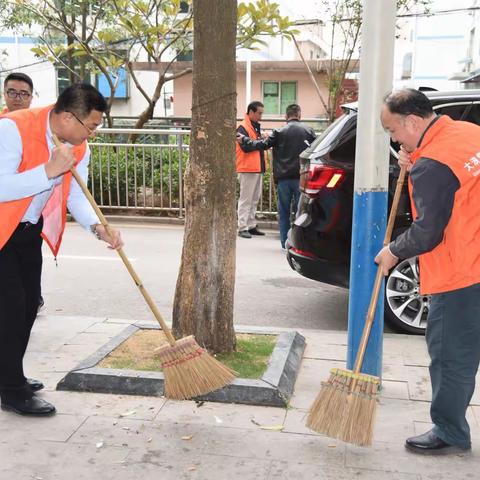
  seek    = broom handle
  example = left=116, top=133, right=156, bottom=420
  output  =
left=53, top=135, right=177, bottom=346
left=353, top=166, right=407, bottom=374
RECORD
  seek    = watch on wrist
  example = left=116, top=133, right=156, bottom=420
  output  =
left=90, top=224, right=101, bottom=240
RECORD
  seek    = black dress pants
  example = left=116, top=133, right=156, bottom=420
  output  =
left=0, top=218, right=43, bottom=401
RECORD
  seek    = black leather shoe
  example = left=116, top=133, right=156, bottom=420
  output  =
left=405, top=429, right=470, bottom=455
left=238, top=230, right=252, bottom=239
left=27, top=378, right=44, bottom=392
left=248, top=227, right=265, bottom=236
left=1, top=395, right=56, bottom=416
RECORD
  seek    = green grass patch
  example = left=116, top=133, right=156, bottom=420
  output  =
left=215, top=334, right=276, bottom=379
left=98, top=330, right=276, bottom=379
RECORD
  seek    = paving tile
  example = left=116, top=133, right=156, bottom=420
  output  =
left=83, top=321, right=132, bottom=335
left=289, top=358, right=345, bottom=409
left=45, top=390, right=166, bottom=420
left=0, top=411, right=87, bottom=442
left=62, top=331, right=122, bottom=346
left=303, top=342, right=347, bottom=361
left=125, top=451, right=272, bottom=480
left=0, top=442, right=130, bottom=480
left=346, top=440, right=476, bottom=476
left=199, top=426, right=346, bottom=466
left=23, top=350, right=88, bottom=375
left=283, top=408, right=321, bottom=436
left=156, top=400, right=286, bottom=430
left=267, top=461, right=419, bottom=480
left=380, top=380, right=410, bottom=400
left=68, top=415, right=209, bottom=455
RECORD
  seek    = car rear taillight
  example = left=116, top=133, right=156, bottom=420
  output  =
left=290, top=247, right=316, bottom=258
left=300, top=164, right=346, bottom=198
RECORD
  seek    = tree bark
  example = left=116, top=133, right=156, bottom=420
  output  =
left=172, top=0, right=237, bottom=353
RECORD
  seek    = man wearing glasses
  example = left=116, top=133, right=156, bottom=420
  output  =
left=0, top=83, right=123, bottom=417
left=2, top=72, right=33, bottom=113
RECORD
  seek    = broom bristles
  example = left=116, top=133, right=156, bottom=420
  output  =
left=157, top=335, right=237, bottom=400
left=306, top=368, right=379, bottom=447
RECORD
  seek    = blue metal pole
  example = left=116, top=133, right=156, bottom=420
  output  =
left=347, top=0, right=397, bottom=378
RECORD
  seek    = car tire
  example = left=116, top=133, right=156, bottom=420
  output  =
left=383, top=256, right=429, bottom=335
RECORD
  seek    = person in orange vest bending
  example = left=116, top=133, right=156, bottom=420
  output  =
left=376, top=88, right=480, bottom=455
left=235, top=101, right=268, bottom=239
left=0, top=83, right=123, bottom=416
left=2, top=72, right=33, bottom=114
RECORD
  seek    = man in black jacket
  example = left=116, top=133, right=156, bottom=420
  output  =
left=237, top=104, right=315, bottom=248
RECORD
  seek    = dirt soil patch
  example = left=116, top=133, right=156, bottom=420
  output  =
left=98, top=330, right=277, bottom=379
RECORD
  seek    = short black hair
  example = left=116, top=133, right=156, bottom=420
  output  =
left=4, top=72, right=33, bottom=91
left=54, top=83, right=108, bottom=118
left=247, top=101, right=264, bottom=114
left=383, top=88, right=433, bottom=118
left=286, top=103, right=301, bottom=118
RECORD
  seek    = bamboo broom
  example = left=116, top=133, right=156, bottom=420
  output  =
left=306, top=166, right=407, bottom=446
left=53, top=135, right=236, bottom=400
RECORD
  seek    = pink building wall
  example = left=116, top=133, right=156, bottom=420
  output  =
left=173, top=70, right=330, bottom=129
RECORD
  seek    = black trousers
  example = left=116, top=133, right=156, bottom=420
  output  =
left=0, top=218, right=43, bottom=401
left=427, top=282, right=480, bottom=449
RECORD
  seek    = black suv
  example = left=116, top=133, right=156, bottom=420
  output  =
left=286, top=90, right=480, bottom=334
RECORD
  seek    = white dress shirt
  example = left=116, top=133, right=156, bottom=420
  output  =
left=0, top=111, right=99, bottom=230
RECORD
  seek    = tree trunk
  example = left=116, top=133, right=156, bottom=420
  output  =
left=132, top=74, right=165, bottom=130
left=172, top=0, right=237, bottom=353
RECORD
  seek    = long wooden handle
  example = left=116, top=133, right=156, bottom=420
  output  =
left=53, top=135, right=176, bottom=346
left=353, top=166, right=407, bottom=374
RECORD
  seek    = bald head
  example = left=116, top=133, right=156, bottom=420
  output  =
left=381, top=88, right=436, bottom=152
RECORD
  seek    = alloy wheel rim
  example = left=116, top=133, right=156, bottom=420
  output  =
left=385, top=257, right=430, bottom=331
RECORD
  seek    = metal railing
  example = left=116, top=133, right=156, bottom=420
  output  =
left=89, top=128, right=278, bottom=218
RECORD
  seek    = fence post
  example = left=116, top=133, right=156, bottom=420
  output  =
left=178, top=134, right=184, bottom=219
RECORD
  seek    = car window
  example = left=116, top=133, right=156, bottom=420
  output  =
left=462, top=103, right=480, bottom=125
left=304, top=110, right=356, bottom=158
left=434, top=103, right=471, bottom=121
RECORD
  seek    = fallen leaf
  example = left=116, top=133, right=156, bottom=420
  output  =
left=250, top=419, right=284, bottom=431
left=181, top=435, right=194, bottom=441
left=119, top=410, right=136, bottom=418
left=259, top=425, right=284, bottom=431
left=328, top=444, right=337, bottom=448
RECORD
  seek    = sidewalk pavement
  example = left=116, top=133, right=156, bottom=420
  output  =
left=1, top=314, right=478, bottom=480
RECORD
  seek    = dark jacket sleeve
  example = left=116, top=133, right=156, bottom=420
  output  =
left=389, top=158, right=460, bottom=259
left=238, top=129, right=276, bottom=153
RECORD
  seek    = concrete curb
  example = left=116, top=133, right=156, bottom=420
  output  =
left=67, top=214, right=280, bottom=231
left=56, top=323, right=305, bottom=407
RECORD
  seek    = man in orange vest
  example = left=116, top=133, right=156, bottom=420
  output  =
left=236, top=101, right=267, bottom=238
left=1, top=72, right=47, bottom=311
left=0, top=83, right=123, bottom=416
left=376, top=88, right=480, bottom=455
left=2, top=72, right=33, bottom=113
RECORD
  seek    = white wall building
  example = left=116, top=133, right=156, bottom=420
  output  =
left=0, top=33, right=174, bottom=117
left=394, top=0, right=480, bottom=90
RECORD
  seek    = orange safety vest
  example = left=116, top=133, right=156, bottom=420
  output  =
left=236, top=115, right=262, bottom=173
left=410, top=115, right=480, bottom=294
left=0, top=106, right=87, bottom=256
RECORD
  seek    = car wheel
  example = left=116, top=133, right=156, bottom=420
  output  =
left=384, top=257, right=430, bottom=335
